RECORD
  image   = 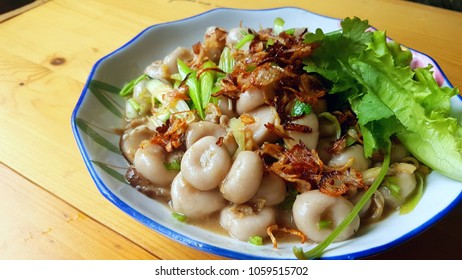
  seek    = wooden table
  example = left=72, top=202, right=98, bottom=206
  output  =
left=1, top=0, right=461, bottom=260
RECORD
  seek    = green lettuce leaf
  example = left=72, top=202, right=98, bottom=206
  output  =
left=351, top=32, right=462, bottom=181
left=304, top=17, right=462, bottom=181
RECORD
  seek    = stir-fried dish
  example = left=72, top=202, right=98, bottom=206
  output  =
left=118, top=17, right=462, bottom=259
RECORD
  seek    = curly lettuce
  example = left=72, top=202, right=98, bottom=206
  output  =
left=304, top=17, right=462, bottom=182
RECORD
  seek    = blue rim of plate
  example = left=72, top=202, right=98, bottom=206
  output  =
left=71, top=6, right=462, bottom=260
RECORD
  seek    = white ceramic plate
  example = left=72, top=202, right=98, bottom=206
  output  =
left=71, top=7, right=462, bottom=259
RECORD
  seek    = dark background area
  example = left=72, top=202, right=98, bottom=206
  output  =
left=1, top=1, right=460, bottom=15
left=409, top=0, right=462, bottom=11
left=0, top=0, right=34, bottom=14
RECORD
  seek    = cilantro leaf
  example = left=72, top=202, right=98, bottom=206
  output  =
left=304, top=28, right=325, bottom=43
left=304, top=17, right=372, bottom=94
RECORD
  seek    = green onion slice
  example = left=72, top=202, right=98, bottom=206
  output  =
left=318, top=112, right=341, bottom=139
left=383, top=177, right=401, bottom=199
left=236, top=33, right=255, bottom=50
left=273, top=17, right=285, bottom=35
left=317, top=220, right=333, bottom=229
left=266, top=38, right=275, bottom=48
left=164, top=160, right=181, bottom=171
left=248, top=236, right=263, bottom=246
left=279, top=189, right=298, bottom=211
left=119, top=74, right=148, bottom=97
left=400, top=173, right=424, bottom=215
left=127, top=98, right=141, bottom=112
left=218, top=47, right=235, bottom=74
left=229, top=117, right=246, bottom=154
left=177, top=58, right=204, bottom=119
left=291, top=99, right=312, bottom=117
left=172, top=212, right=187, bottom=222
left=199, top=60, right=217, bottom=109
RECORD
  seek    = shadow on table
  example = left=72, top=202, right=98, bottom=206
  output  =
left=0, top=0, right=48, bottom=22
left=408, top=0, right=462, bottom=12
left=0, top=0, right=35, bottom=14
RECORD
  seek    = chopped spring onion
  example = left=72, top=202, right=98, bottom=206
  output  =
left=318, top=112, right=341, bottom=139
left=119, top=74, right=148, bottom=97
left=346, top=128, right=362, bottom=147
left=383, top=177, right=401, bottom=199
left=273, top=18, right=295, bottom=36
left=172, top=212, right=187, bottom=222
left=346, top=137, right=357, bottom=147
left=317, top=220, right=333, bottom=230
left=235, top=33, right=255, bottom=50
left=148, top=99, right=192, bottom=129
left=145, top=79, right=172, bottom=105
left=279, top=189, right=298, bottom=211
left=400, top=173, right=424, bottom=215
left=177, top=58, right=205, bottom=119
left=200, top=60, right=217, bottom=108
left=148, top=116, right=164, bottom=129
left=144, top=78, right=192, bottom=128
left=164, top=160, right=181, bottom=171
left=294, top=144, right=391, bottom=259
left=170, top=73, right=182, bottom=88
left=218, top=47, right=235, bottom=74
left=153, top=108, right=170, bottom=124
left=266, top=38, right=275, bottom=48
left=248, top=236, right=263, bottom=246
left=229, top=117, right=247, bottom=154
left=127, top=98, right=140, bottom=112
left=273, top=17, right=285, bottom=35
left=170, top=73, right=181, bottom=81
left=291, top=99, right=312, bottom=117
left=125, top=98, right=141, bottom=119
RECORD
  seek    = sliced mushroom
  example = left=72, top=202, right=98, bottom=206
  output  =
left=119, top=124, right=155, bottom=164
left=365, top=191, right=385, bottom=223
left=125, top=166, right=171, bottom=201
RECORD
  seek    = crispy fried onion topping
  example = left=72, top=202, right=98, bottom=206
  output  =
left=214, top=28, right=323, bottom=102
left=267, top=224, right=307, bottom=249
left=150, top=116, right=188, bottom=152
left=258, top=142, right=365, bottom=196
left=258, top=142, right=323, bottom=192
